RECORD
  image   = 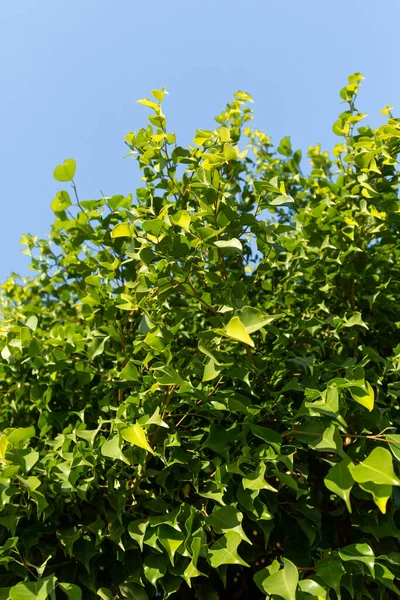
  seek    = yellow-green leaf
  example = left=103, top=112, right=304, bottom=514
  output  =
left=171, top=211, right=191, bottom=232
left=218, top=127, right=231, bottom=142
left=349, top=447, right=400, bottom=486
left=122, top=423, right=154, bottom=454
left=349, top=381, right=374, bottom=411
left=137, top=98, right=160, bottom=111
left=225, top=316, right=254, bottom=347
left=53, top=159, right=76, bottom=182
left=111, top=223, right=131, bottom=238
left=224, top=143, right=238, bottom=161
left=0, top=435, right=8, bottom=464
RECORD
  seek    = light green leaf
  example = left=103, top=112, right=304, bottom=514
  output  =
left=122, top=423, right=154, bottom=454
left=0, top=436, right=8, bottom=464
left=242, top=462, right=277, bottom=492
left=237, top=306, right=282, bottom=333
left=25, top=316, right=38, bottom=332
left=223, top=143, right=237, bottom=161
left=119, top=362, right=140, bottom=381
left=225, top=316, right=254, bottom=347
left=298, top=579, right=327, bottom=599
left=202, top=358, right=223, bottom=382
left=111, top=222, right=131, bottom=238
left=101, top=436, right=129, bottom=463
left=214, top=238, right=243, bottom=253
left=194, top=129, right=214, bottom=145
left=218, top=127, right=231, bottom=142
left=324, top=457, right=354, bottom=512
left=208, top=531, right=249, bottom=568
left=96, top=589, right=114, bottom=600
left=348, top=381, right=374, bottom=411
left=10, top=576, right=56, bottom=600
left=344, top=311, right=369, bottom=329
left=386, top=434, right=400, bottom=462
left=255, top=558, right=298, bottom=600
left=312, top=423, right=345, bottom=456
left=151, top=88, right=167, bottom=102
left=51, top=191, right=71, bottom=212
left=349, top=447, right=400, bottom=486
left=339, top=543, right=375, bottom=577
left=127, top=519, right=148, bottom=551
left=182, top=561, right=204, bottom=588
left=137, top=97, right=160, bottom=111
left=54, top=159, right=76, bottom=182
left=359, top=480, right=392, bottom=514
left=171, top=211, right=191, bottom=232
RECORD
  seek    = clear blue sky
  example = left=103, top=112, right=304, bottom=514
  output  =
left=1, top=0, right=400, bottom=281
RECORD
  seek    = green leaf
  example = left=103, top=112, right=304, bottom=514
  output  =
left=193, top=129, right=213, bottom=145
left=0, top=436, right=8, bottom=464
left=359, top=480, right=392, bottom=514
left=202, top=358, right=223, bottom=382
left=225, top=316, right=254, bottom=347
left=277, top=136, right=292, bottom=157
left=214, top=238, right=243, bottom=253
left=386, top=434, right=400, bottom=462
left=348, top=381, right=374, bottom=411
left=255, top=558, right=298, bottom=600
left=122, top=423, right=154, bottom=454
left=324, top=457, right=354, bottom=512
left=151, top=88, right=167, bottom=102
left=59, top=582, right=82, bottom=600
left=349, top=447, right=400, bottom=486
left=144, top=551, right=168, bottom=586
left=54, top=159, right=76, bottom=182
left=10, top=576, right=56, bottom=600
left=223, top=143, right=237, bottom=161
left=242, top=462, right=277, bottom=492
left=137, top=97, right=160, bottom=111
left=171, top=211, right=191, bottom=232
left=101, top=435, right=129, bottom=463
left=127, top=519, right=148, bottom=551
left=237, top=306, right=281, bottom=333
left=339, top=543, right=375, bottom=577
left=312, top=423, right=345, bottom=456
left=111, top=222, right=131, bottom=238
left=316, top=560, right=345, bottom=599
left=119, top=362, right=140, bottom=381
left=158, top=525, right=184, bottom=566
left=344, top=311, right=369, bottom=329
left=51, top=191, right=71, bottom=212
left=208, top=531, right=249, bottom=568
left=218, top=127, right=231, bottom=142
left=298, top=579, right=327, bottom=599
left=206, top=506, right=251, bottom=543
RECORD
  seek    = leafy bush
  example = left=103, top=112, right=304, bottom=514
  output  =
left=1, top=74, right=400, bottom=599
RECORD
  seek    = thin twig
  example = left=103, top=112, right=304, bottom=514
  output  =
left=282, top=429, right=400, bottom=445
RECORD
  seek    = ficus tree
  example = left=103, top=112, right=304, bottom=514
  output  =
left=0, top=73, right=400, bottom=600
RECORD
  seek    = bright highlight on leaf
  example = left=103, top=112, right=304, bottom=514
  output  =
left=225, top=316, right=254, bottom=347
left=122, top=423, right=154, bottom=454
left=111, top=222, right=131, bottom=238
left=349, top=447, right=400, bottom=486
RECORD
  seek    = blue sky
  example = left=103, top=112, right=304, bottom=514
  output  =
left=1, top=0, right=400, bottom=281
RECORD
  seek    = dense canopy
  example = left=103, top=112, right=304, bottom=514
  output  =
left=0, top=74, right=400, bottom=599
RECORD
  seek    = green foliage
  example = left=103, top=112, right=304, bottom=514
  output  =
left=0, top=74, right=400, bottom=598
